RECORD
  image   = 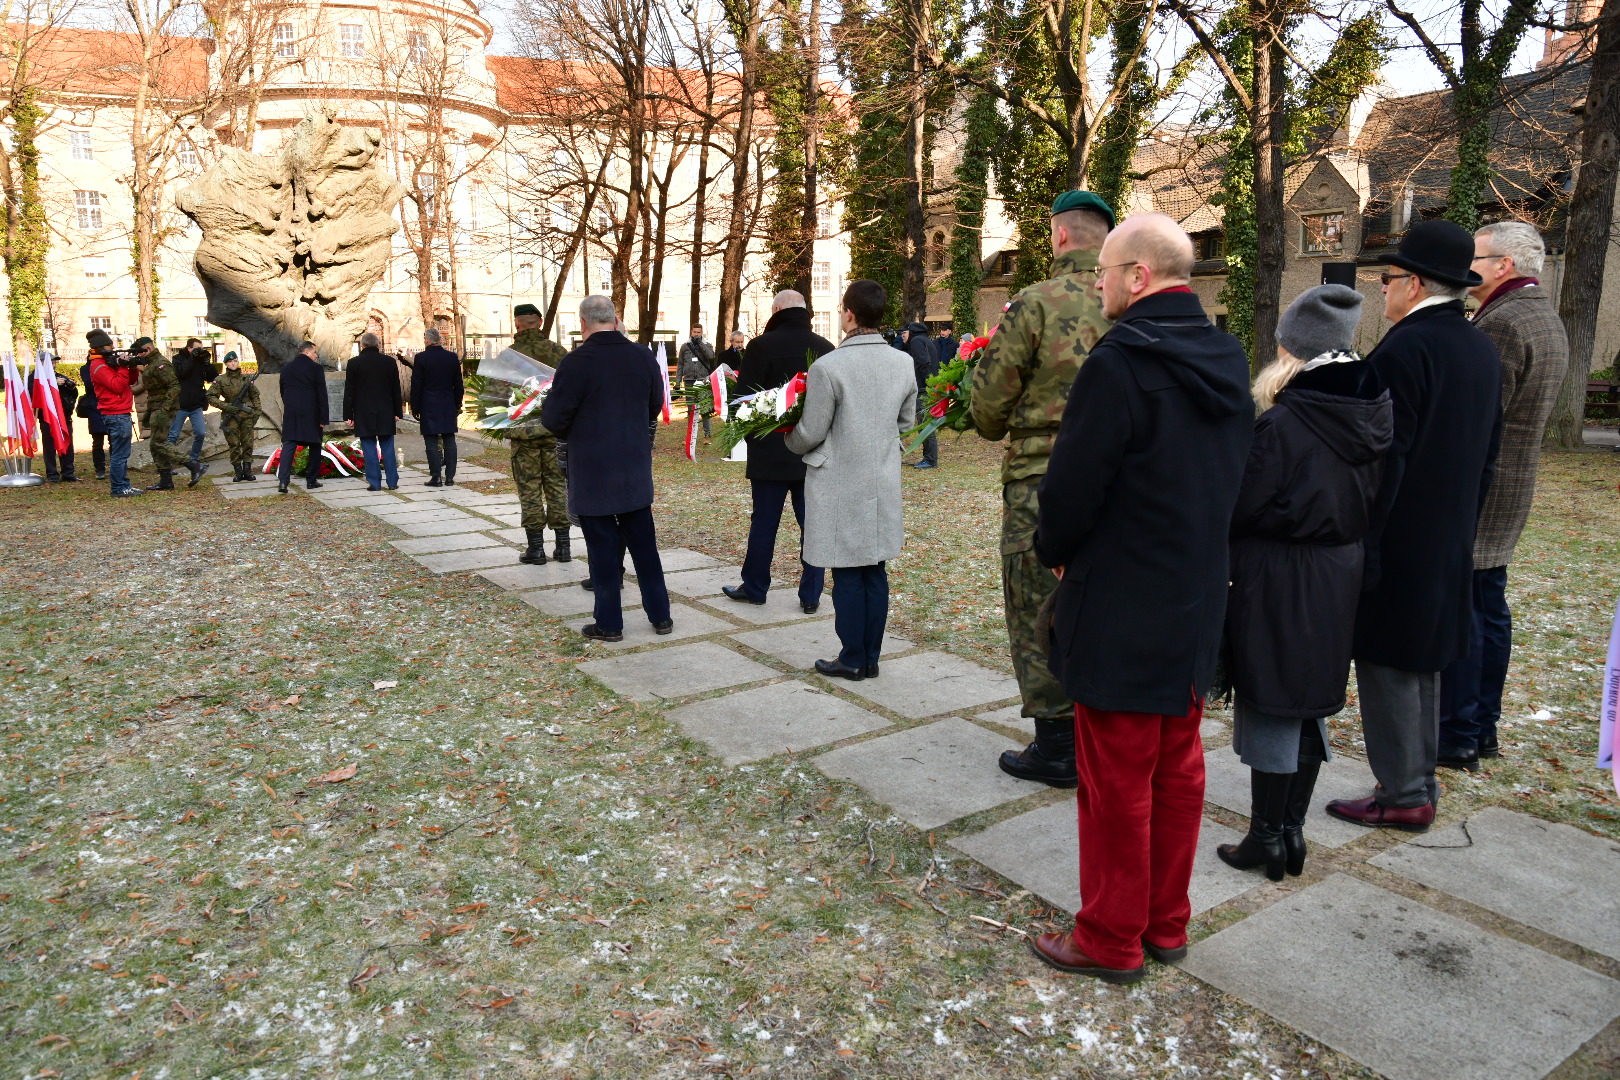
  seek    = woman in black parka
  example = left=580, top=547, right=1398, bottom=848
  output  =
left=1220, top=285, right=1393, bottom=880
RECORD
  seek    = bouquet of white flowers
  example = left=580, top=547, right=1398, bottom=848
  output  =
left=462, top=347, right=555, bottom=439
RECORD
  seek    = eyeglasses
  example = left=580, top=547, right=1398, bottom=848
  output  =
left=1096, top=260, right=1142, bottom=278
left=1471, top=254, right=1508, bottom=263
left=1379, top=271, right=1415, bottom=286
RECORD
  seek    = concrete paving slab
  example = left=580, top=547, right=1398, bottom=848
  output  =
left=732, top=620, right=913, bottom=670
left=486, top=513, right=523, bottom=528
left=568, top=603, right=736, bottom=649
left=393, top=518, right=503, bottom=537
left=1371, top=807, right=1620, bottom=961
left=835, top=652, right=1019, bottom=719
left=1181, top=874, right=1620, bottom=1080
left=1203, top=747, right=1375, bottom=848
left=663, top=565, right=756, bottom=598
left=313, top=493, right=403, bottom=508
left=389, top=534, right=506, bottom=556
left=577, top=640, right=779, bottom=702
left=491, top=526, right=584, bottom=545
left=515, top=586, right=611, bottom=618
left=665, top=681, right=892, bottom=766
left=474, top=559, right=592, bottom=590
left=814, top=717, right=1042, bottom=829
left=217, top=485, right=285, bottom=499
left=692, top=589, right=824, bottom=626
left=411, top=546, right=529, bottom=573
left=970, top=705, right=1228, bottom=744
left=950, top=802, right=1258, bottom=916
left=652, top=547, right=724, bottom=573
left=363, top=505, right=477, bottom=524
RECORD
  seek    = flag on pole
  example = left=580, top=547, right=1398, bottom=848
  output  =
left=1601, top=592, right=1619, bottom=795
left=710, top=367, right=728, bottom=415
left=684, top=406, right=699, bottom=461
left=30, top=349, right=69, bottom=449
left=656, top=342, right=672, bottom=424
left=2, top=350, right=38, bottom=458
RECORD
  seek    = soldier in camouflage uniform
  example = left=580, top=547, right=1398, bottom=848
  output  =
left=970, top=189, right=1115, bottom=788
left=507, top=304, right=572, bottom=565
left=139, top=337, right=206, bottom=489
left=207, top=351, right=261, bottom=482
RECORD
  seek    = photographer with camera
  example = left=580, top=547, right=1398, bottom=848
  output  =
left=139, top=336, right=207, bottom=489
left=86, top=329, right=148, bottom=497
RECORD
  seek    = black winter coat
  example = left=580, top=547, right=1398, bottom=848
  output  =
left=279, top=354, right=330, bottom=444
left=409, top=345, right=464, bottom=436
left=738, top=307, right=834, bottom=484
left=174, top=353, right=218, bottom=411
left=1227, top=361, right=1393, bottom=718
left=1035, top=291, right=1254, bottom=716
left=906, top=323, right=937, bottom=389
left=539, top=330, right=664, bottom=516
left=343, top=347, right=403, bottom=439
left=1354, top=301, right=1503, bottom=671
left=78, top=362, right=107, bottom=434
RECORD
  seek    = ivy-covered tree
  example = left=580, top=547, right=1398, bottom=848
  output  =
left=948, top=89, right=998, bottom=333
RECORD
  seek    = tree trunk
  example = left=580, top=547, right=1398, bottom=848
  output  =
left=902, top=2, right=928, bottom=324
left=689, top=117, right=713, bottom=329
left=795, top=0, right=820, bottom=311
left=1547, top=1, right=1620, bottom=447
left=717, top=1, right=760, bottom=336
left=4, top=84, right=46, bottom=355
left=1249, top=23, right=1286, bottom=373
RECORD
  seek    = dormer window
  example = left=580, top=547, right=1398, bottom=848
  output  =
left=1300, top=212, right=1345, bottom=255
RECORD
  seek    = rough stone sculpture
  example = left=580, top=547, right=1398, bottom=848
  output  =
left=177, top=109, right=403, bottom=372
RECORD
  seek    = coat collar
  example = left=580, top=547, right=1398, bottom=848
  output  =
left=1388, top=297, right=1466, bottom=331
left=763, top=306, right=813, bottom=333
left=1114, top=289, right=1210, bottom=326
left=1474, top=279, right=1544, bottom=319
left=838, top=332, right=887, bottom=348
left=1047, top=246, right=1100, bottom=279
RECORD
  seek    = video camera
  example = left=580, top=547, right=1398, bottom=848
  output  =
left=86, top=328, right=149, bottom=368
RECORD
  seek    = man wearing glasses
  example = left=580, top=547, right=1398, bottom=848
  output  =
left=1326, top=219, right=1503, bottom=833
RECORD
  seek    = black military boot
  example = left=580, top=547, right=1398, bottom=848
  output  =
left=552, top=529, right=572, bottom=562
left=998, top=717, right=1078, bottom=788
left=185, top=460, right=209, bottom=487
left=519, top=528, right=548, bottom=565
left=232, top=462, right=248, bottom=482
left=153, top=470, right=176, bottom=491
left=1217, top=770, right=1290, bottom=881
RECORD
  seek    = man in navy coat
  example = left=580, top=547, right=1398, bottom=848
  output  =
left=277, top=340, right=330, bottom=492
left=539, top=296, right=672, bottom=641
left=409, top=327, right=465, bottom=486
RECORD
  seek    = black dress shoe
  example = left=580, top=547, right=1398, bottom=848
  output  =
left=1478, top=734, right=1500, bottom=758
left=424, top=477, right=442, bottom=487
left=580, top=624, right=623, bottom=642
left=581, top=577, right=594, bottom=591
left=1436, top=746, right=1480, bottom=772
left=1142, top=938, right=1187, bottom=964
left=306, top=480, right=324, bottom=490
left=863, top=664, right=879, bottom=678
left=366, top=485, right=382, bottom=492
left=652, top=619, right=674, bottom=635
left=722, top=585, right=765, bottom=605
left=278, top=483, right=290, bottom=494
left=998, top=744, right=1079, bottom=788
left=803, top=603, right=820, bottom=614
left=814, top=658, right=864, bottom=681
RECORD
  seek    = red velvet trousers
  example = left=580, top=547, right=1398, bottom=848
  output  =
left=1071, top=698, right=1206, bottom=968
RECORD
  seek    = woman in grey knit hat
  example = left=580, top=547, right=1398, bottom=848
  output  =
left=1218, top=284, right=1394, bottom=879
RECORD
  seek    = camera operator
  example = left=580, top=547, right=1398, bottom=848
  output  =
left=139, top=336, right=206, bottom=489
left=86, top=329, right=149, bottom=497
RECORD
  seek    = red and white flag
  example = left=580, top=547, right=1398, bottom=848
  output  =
left=2, top=350, right=37, bottom=458
left=710, top=367, right=728, bottom=415
left=30, top=350, right=69, bottom=449
left=684, top=407, right=700, bottom=461
left=655, top=342, right=672, bottom=424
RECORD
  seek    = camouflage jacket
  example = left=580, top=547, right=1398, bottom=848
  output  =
left=207, top=370, right=260, bottom=417
left=142, top=355, right=180, bottom=415
left=970, top=246, right=1110, bottom=484
left=507, top=327, right=567, bottom=443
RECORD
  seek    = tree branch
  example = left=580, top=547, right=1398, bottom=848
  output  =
left=1162, top=0, right=1253, bottom=113
left=1386, top=0, right=1462, bottom=90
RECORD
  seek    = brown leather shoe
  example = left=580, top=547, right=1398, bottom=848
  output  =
left=1324, top=795, right=1434, bottom=833
left=1027, top=932, right=1144, bottom=984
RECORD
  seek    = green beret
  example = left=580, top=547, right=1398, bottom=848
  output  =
left=1050, top=189, right=1115, bottom=229
left=130, top=336, right=154, bottom=352
left=223, top=350, right=238, bottom=362
left=513, top=303, right=540, bottom=318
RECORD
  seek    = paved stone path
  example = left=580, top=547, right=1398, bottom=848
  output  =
left=232, top=465, right=1620, bottom=1079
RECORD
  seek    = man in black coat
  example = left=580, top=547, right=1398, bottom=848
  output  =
left=277, top=340, right=330, bottom=492
left=1030, top=213, right=1253, bottom=984
left=721, top=289, right=834, bottom=613
left=409, top=327, right=464, bottom=486
left=344, top=333, right=405, bottom=491
left=169, top=346, right=217, bottom=467
left=1326, top=220, right=1503, bottom=833
left=539, top=296, right=672, bottom=642
left=904, top=321, right=940, bottom=468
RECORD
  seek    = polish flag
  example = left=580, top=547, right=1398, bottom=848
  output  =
left=30, top=349, right=69, bottom=449
left=2, top=351, right=37, bottom=458
left=710, top=367, right=727, bottom=415
left=656, top=342, right=672, bottom=424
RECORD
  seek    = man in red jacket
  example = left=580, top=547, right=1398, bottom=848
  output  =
left=86, top=329, right=147, bottom=497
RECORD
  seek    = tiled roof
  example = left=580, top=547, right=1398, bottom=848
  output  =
left=10, top=23, right=207, bottom=99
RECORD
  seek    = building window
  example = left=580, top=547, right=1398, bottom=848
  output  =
left=69, top=130, right=92, bottom=161
left=596, top=260, right=610, bottom=292
left=436, top=264, right=449, bottom=283
left=339, top=24, right=364, bottom=59
left=415, top=172, right=435, bottom=218
left=817, top=203, right=833, bottom=239
left=409, top=31, right=430, bottom=67
left=194, top=316, right=212, bottom=334
left=931, top=231, right=947, bottom=272
left=177, top=139, right=198, bottom=167
left=83, top=256, right=106, bottom=287
left=1300, top=212, right=1344, bottom=255
left=515, top=152, right=529, bottom=174
left=518, top=263, right=534, bottom=290
left=274, top=22, right=296, bottom=57
left=516, top=209, right=532, bottom=237
left=1196, top=232, right=1223, bottom=261
left=469, top=182, right=483, bottom=231
left=596, top=209, right=611, bottom=233
left=812, top=311, right=832, bottom=338
left=74, top=190, right=102, bottom=229
left=89, top=316, right=112, bottom=332
left=812, top=261, right=830, bottom=294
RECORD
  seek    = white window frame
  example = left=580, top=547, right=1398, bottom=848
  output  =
left=339, top=24, right=365, bottom=59
left=409, top=31, right=431, bottom=68
left=89, top=316, right=112, bottom=332
left=69, top=130, right=92, bottom=162
left=1300, top=211, right=1345, bottom=255
left=74, top=190, right=102, bottom=230
left=274, top=22, right=297, bottom=58
left=518, top=263, right=534, bottom=290
left=812, top=261, right=830, bottom=294
left=83, top=255, right=107, bottom=288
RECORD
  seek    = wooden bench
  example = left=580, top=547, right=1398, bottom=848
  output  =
left=1586, top=380, right=1620, bottom=420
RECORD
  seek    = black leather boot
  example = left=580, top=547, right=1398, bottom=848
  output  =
left=1218, top=769, right=1289, bottom=880
left=519, top=528, right=548, bottom=565
left=153, top=470, right=175, bottom=491
left=1282, top=759, right=1321, bottom=877
left=552, top=529, right=572, bottom=562
left=998, top=716, right=1078, bottom=789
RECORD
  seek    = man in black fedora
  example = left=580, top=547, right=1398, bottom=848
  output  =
left=1326, top=219, right=1502, bottom=833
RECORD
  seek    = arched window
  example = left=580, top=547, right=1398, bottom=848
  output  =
left=932, top=231, right=947, bottom=272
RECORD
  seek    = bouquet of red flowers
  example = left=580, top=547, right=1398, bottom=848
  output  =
left=903, top=333, right=989, bottom=454
left=262, top=434, right=365, bottom=477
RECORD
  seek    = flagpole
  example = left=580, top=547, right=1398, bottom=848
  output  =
left=0, top=350, right=42, bottom=487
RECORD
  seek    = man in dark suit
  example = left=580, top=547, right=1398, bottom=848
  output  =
left=344, top=332, right=404, bottom=490
left=277, top=340, right=330, bottom=492
left=904, top=322, right=940, bottom=468
left=539, top=296, right=672, bottom=642
left=409, top=327, right=465, bottom=487
left=1327, top=220, right=1503, bottom=832
left=721, top=289, right=834, bottom=613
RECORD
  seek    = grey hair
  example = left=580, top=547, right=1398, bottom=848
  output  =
left=579, top=294, right=617, bottom=327
left=1417, top=277, right=1470, bottom=301
left=423, top=327, right=441, bottom=345
left=772, top=289, right=806, bottom=311
left=298, top=340, right=318, bottom=355
left=1475, top=220, right=1546, bottom=277
left=359, top=332, right=380, bottom=348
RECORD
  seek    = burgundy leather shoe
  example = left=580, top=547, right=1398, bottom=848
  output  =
left=1027, top=932, right=1144, bottom=984
left=1324, top=795, right=1434, bottom=832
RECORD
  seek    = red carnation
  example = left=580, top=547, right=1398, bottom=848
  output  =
left=928, top=398, right=949, bottom=418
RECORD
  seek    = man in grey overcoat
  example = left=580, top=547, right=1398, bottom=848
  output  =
left=1438, top=221, right=1568, bottom=772
left=785, top=280, right=916, bottom=680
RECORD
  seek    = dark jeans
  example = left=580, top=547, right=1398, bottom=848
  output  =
left=832, top=563, right=889, bottom=668
left=914, top=391, right=937, bottom=465
left=740, top=479, right=825, bottom=606
left=361, top=435, right=398, bottom=489
left=277, top=440, right=322, bottom=486
left=104, top=414, right=132, bottom=492
left=36, top=411, right=74, bottom=479
left=90, top=431, right=106, bottom=475
left=1440, top=565, right=1512, bottom=754
left=579, top=506, right=672, bottom=633
left=422, top=433, right=457, bottom=480
left=167, top=406, right=207, bottom=463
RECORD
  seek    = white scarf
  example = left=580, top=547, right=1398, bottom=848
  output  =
left=1299, top=349, right=1361, bottom=372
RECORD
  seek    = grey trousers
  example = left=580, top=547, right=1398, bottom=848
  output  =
left=1355, top=660, right=1440, bottom=809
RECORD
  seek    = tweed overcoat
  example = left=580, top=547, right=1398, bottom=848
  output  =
left=784, top=333, right=916, bottom=568
left=1471, top=283, right=1568, bottom=568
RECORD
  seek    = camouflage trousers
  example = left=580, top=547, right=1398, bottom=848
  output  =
left=511, top=436, right=568, bottom=530
left=1002, top=476, right=1071, bottom=721
left=146, top=407, right=189, bottom=470
left=221, top=415, right=257, bottom=467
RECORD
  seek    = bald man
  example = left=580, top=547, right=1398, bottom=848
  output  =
left=1030, top=213, right=1253, bottom=984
